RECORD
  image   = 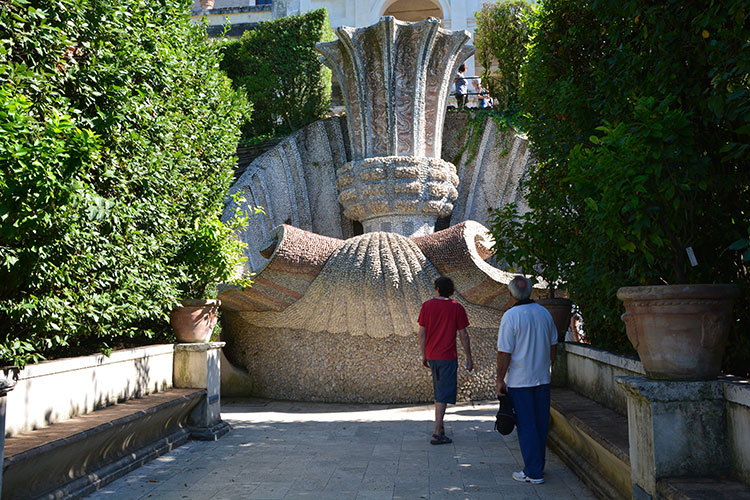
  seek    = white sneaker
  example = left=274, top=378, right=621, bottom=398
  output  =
left=512, top=471, right=544, bottom=484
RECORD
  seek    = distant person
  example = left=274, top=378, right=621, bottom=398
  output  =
left=419, top=276, right=473, bottom=445
left=565, top=312, right=583, bottom=342
left=454, top=63, right=468, bottom=109
left=473, top=79, right=491, bottom=108
left=496, top=276, right=557, bottom=484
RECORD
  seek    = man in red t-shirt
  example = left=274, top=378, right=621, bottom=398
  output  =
left=418, top=276, right=473, bottom=445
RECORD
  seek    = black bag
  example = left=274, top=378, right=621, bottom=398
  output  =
left=494, top=394, right=516, bottom=435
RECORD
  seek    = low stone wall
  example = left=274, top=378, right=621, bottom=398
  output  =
left=561, top=342, right=645, bottom=415
left=555, top=341, right=750, bottom=492
left=726, top=378, right=750, bottom=484
left=5, top=344, right=174, bottom=436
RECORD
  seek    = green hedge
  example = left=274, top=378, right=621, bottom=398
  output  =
left=0, top=0, right=250, bottom=368
left=490, top=0, right=750, bottom=374
left=221, top=8, right=334, bottom=139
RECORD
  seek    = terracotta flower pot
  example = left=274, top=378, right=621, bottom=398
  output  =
left=617, top=284, right=740, bottom=380
left=170, top=299, right=221, bottom=343
left=537, top=297, right=572, bottom=343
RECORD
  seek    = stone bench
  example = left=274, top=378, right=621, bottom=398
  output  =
left=547, top=387, right=631, bottom=500
left=3, top=388, right=206, bottom=500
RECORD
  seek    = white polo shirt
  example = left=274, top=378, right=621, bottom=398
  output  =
left=497, top=302, right=558, bottom=388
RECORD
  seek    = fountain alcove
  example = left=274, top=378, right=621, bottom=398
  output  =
left=219, top=17, right=541, bottom=403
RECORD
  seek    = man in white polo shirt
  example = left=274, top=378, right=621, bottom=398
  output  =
left=496, top=275, right=557, bottom=484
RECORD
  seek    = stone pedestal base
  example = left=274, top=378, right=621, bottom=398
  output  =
left=337, top=156, right=458, bottom=237
left=362, top=214, right=437, bottom=237
left=174, top=342, right=228, bottom=440
left=616, top=376, right=728, bottom=499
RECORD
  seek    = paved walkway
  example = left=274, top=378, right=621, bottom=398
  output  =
left=85, top=399, right=597, bottom=500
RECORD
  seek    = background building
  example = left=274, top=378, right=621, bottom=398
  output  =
left=191, top=0, right=486, bottom=74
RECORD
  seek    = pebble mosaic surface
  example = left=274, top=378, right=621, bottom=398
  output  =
left=222, top=322, right=502, bottom=403
left=338, top=156, right=459, bottom=221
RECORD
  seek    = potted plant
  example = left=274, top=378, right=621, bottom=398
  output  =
left=489, top=203, right=572, bottom=341
left=569, top=98, right=742, bottom=380
left=171, top=196, right=261, bottom=343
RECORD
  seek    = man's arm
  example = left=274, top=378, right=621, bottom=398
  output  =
left=419, top=326, right=429, bottom=368
left=496, top=351, right=511, bottom=396
left=458, top=328, right=473, bottom=371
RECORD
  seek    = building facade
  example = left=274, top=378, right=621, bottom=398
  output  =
left=191, top=0, right=487, bottom=74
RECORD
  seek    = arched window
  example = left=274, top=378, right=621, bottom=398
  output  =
left=382, top=0, right=443, bottom=22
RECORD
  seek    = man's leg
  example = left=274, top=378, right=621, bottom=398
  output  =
left=434, top=402, right=447, bottom=435
left=430, top=360, right=456, bottom=443
left=509, top=386, right=544, bottom=479
left=533, top=384, right=551, bottom=471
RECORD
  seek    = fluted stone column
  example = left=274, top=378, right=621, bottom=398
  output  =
left=317, top=17, right=474, bottom=236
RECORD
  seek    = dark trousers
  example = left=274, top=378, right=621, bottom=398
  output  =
left=508, top=384, right=551, bottom=479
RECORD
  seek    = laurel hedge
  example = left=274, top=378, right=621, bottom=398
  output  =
left=0, top=0, right=250, bottom=367
left=490, top=0, right=749, bottom=374
left=220, top=8, right=334, bottom=139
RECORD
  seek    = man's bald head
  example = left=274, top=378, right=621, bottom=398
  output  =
left=508, top=275, right=532, bottom=301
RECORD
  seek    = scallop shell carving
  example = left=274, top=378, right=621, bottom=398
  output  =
left=221, top=221, right=535, bottom=337
left=240, top=232, right=440, bottom=338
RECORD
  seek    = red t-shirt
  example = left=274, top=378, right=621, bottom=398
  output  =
left=418, top=298, right=470, bottom=360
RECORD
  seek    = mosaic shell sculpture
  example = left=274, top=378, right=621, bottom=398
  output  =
left=219, top=18, right=540, bottom=402
left=219, top=222, right=542, bottom=403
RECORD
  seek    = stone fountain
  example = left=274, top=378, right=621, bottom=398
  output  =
left=219, top=17, right=539, bottom=403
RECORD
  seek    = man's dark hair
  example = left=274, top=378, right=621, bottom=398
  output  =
left=458, top=63, right=466, bottom=73
left=434, top=276, right=455, bottom=297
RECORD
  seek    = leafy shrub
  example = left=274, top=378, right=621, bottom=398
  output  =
left=474, top=0, right=534, bottom=110
left=221, top=8, right=334, bottom=138
left=490, top=0, right=750, bottom=372
left=489, top=203, right=568, bottom=299
left=176, top=196, right=263, bottom=299
left=0, top=0, right=250, bottom=368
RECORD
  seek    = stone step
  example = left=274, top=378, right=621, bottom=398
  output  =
left=548, top=387, right=631, bottom=500
left=3, top=388, right=206, bottom=500
left=658, top=476, right=750, bottom=500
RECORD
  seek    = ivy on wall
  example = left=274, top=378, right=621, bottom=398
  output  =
left=450, top=109, right=519, bottom=167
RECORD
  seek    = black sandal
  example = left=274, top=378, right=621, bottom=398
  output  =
left=430, top=433, right=452, bottom=445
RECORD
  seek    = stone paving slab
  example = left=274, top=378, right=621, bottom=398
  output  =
left=83, top=399, right=598, bottom=500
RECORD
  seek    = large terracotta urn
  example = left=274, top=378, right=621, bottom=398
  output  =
left=537, top=297, right=572, bottom=343
left=170, top=299, right=221, bottom=343
left=617, top=284, right=740, bottom=380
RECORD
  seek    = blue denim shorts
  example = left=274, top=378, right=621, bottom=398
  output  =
left=429, top=359, right=458, bottom=404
